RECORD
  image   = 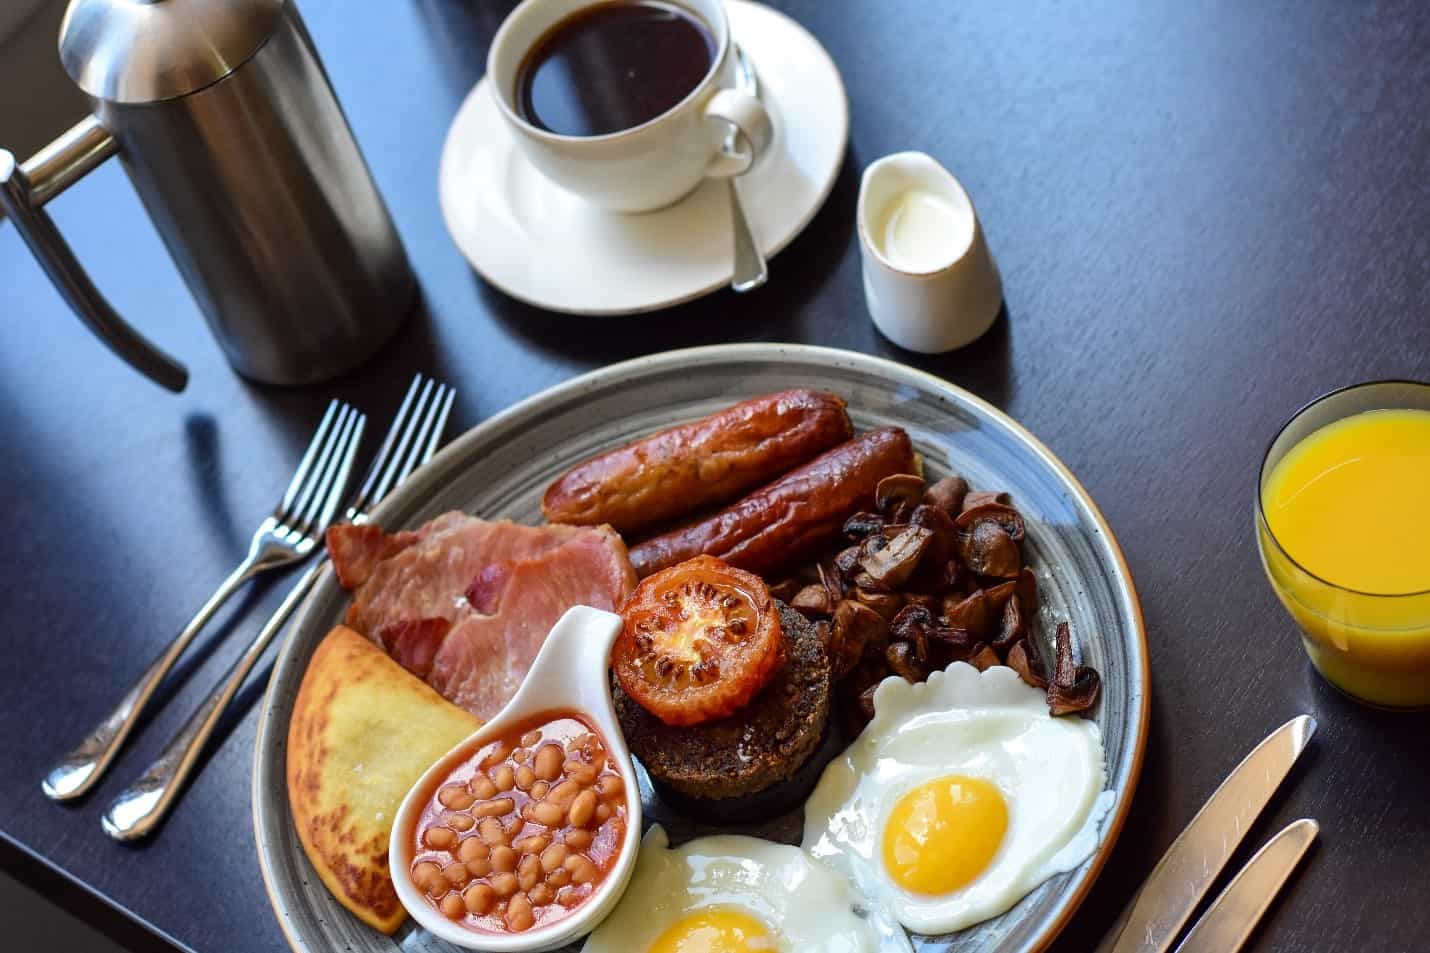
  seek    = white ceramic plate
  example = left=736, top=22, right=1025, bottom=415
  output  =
left=254, top=344, right=1149, bottom=953
left=437, top=1, right=849, bottom=315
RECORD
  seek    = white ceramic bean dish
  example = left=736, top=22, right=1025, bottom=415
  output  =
left=858, top=151, right=1004, bottom=353
left=389, top=606, right=642, bottom=952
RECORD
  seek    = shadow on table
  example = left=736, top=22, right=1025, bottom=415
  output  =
left=885, top=305, right=1014, bottom=412
left=77, top=404, right=275, bottom=782
left=412, top=0, right=519, bottom=99
left=234, top=291, right=468, bottom=464
left=475, top=149, right=862, bottom=359
left=1051, top=669, right=1430, bottom=952
left=467, top=142, right=1016, bottom=411
left=137, top=584, right=276, bottom=742
left=183, top=414, right=242, bottom=553
left=102, top=656, right=277, bottom=848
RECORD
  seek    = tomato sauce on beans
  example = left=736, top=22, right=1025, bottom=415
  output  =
left=408, top=711, right=628, bottom=934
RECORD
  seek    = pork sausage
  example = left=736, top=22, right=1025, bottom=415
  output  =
left=542, top=389, right=852, bottom=535
left=629, top=428, right=917, bottom=578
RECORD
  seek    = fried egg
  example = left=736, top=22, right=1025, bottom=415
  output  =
left=802, top=662, right=1112, bottom=935
left=582, top=825, right=910, bottom=953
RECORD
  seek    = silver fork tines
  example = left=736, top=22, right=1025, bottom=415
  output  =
left=41, top=400, right=367, bottom=803
left=102, top=374, right=455, bottom=840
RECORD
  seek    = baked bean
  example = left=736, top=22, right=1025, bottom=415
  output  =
left=547, top=779, right=580, bottom=808
left=478, top=817, right=506, bottom=846
left=540, top=842, right=568, bottom=873
left=506, top=891, right=534, bottom=931
left=564, top=854, right=598, bottom=884
left=534, top=744, right=564, bottom=782
left=420, top=715, right=627, bottom=928
left=568, top=789, right=597, bottom=827
left=574, top=858, right=600, bottom=885
left=596, top=773, right=624, bottom=800
left=568, top=733, right=594, bottom=753
left=442, top=862, right=470, bottom=887
left=423, top=826, right=457, bottom=850
left=445, top=813, right=475, bottom=832
left=438, top=784, right=475, bottom=811
left=480, top=741, right=511, bottom=769
left=531, top=800, right=565, bottom=827
left=463, top=882, right=495, bottom=916
left=458, top=837, right=489, bottom=863
left=473, top=797, right=514, bottom=818
left=440, top=892, right=466, bottom=920
left=412, top=861, right=443, bottom=894
left=514, top=833, right=549, bottom=855
left=518, top=854, right=541, bottom=892
left=563, top=760, right=599, bottom=785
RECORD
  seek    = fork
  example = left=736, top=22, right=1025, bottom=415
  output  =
left=42, top=401, right=367, bottom=802
left=102, top=375, right=455, bottom=840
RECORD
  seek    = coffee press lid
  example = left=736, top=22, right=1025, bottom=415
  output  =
left=59, top=0, right=285, bottom=104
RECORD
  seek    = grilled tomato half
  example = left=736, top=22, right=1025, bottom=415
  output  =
left=614, top=555, right=782, bottom=726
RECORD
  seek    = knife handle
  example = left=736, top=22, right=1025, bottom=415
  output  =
left=1094, top=714, right=1317, bottom=953
left=1172, top=818, right=1319, bottom=953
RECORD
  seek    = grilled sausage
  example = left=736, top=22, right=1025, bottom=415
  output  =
left=629, top=428, right=917, bottom=578
left=542, top=389, right=852, bottom=535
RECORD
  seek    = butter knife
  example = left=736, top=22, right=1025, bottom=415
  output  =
left=1172, top=818, right=1319, bottom=953
left=1094, top=714, right=1317, bottom=953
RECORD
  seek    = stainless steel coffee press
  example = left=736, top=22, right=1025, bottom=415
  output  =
left=0, top=0, right=416, bottom=391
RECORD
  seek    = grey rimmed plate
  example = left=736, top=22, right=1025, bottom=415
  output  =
left=253, top=344, right=1148, bottom=953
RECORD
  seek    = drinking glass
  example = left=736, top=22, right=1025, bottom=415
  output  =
left=1256, top=380, right=1430, bottom=709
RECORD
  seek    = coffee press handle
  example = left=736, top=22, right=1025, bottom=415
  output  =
left=0, top=117, right=188, bottom=392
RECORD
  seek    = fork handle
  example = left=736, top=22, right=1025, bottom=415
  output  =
left=41, top=558, right=259, bottom=802
left=101, top=561, right=324, bottom=841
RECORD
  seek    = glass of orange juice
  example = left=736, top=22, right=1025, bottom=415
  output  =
left=1257, top=380, right=1430, bottom=709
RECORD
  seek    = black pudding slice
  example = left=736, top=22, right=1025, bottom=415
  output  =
left=613, top=602, right=835, bottom=823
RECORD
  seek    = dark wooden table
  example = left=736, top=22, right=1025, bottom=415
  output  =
left=3, top=1, right=1428, bottom=950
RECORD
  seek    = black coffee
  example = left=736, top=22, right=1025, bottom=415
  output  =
left=515, top=1, right=717, bottom=137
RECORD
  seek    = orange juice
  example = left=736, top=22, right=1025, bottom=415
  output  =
left=1259, top=408, right=1430, bottom=707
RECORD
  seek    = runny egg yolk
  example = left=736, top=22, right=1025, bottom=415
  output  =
left=647, top=908, right=776, bottom=953
left=882, top=775, right=1008, bottom=895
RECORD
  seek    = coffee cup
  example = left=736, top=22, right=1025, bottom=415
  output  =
left=487, top=0, right=773, bottom=212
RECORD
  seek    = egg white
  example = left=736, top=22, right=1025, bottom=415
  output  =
left=801, top=663, right=1112, bottom=936
left=582, top=825, right=911, bottom=953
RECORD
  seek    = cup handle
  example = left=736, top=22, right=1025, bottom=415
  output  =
left=703, top=88, right=773, bottom=180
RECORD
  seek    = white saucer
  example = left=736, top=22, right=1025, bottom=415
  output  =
left=437, top=0, right=849, bottom=315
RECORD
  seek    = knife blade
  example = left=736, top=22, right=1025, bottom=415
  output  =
left=1172, top=818, right=1319, bottom=953
left=1094, top=714, right=1317, bottom=953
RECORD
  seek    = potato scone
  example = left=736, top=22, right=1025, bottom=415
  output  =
left=287, top=626, right=479, bottom=933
